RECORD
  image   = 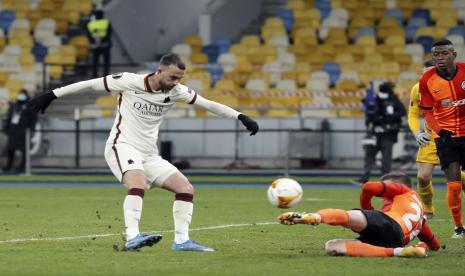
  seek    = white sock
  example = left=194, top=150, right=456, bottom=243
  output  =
left=393, top=247, right=402, bottom=256
left=123, top=195, right=143, bottom=240
left=173, top=200, right=193, bottom=244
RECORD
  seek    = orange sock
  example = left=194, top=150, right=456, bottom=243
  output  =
left=447, top=181, right=463, bottom=227
left=345, top=241, right=394, bottom=257
left=317, top=209, right=350, bottom=226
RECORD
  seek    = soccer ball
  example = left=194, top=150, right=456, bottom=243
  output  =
left=267, top=178, right=303, bottom=208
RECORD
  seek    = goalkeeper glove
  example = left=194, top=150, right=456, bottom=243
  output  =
left=414, top=131, right=430, bottom=147
left=28, top=91, right=57, bottom=114
left=238, top=114, right=259, bottom=136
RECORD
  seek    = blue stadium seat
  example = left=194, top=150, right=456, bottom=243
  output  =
left=206, top=64, right=223, bottom=86
left=411, top=9, right=431, bottom=24
left=213, top=37, right=232, bottom=54
left=31, top=43, right=48, bottom=62
left=276, top=9, right=294, bottom=31
left=202, top=45, right=220, bottom=63
left=448, top=26, right=465, bottom=38
left=407, top=17, right=427, bottom=28
left=0, top=10, right=15, bottom=33
left=314, top=0, right=331, bottom=19
left=406, top=26, right=419, bottom=42
left=322, top=62, right=340, bottom=87
left=416, top=35, right=434, bottom=54
left=384, top=8, right=403, bottom=25
left=356, top=27, right=376, bottom=40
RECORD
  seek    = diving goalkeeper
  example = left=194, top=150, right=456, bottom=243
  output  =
left=278, top=172, right=441, bottom=257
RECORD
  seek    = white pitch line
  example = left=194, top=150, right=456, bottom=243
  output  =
left=0, top=222, right=277, bottom=244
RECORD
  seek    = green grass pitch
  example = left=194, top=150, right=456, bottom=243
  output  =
left=0, top=181, right=464, bottom=275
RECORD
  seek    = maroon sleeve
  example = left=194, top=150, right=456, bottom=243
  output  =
left=417, top=221, right=441, bottom=251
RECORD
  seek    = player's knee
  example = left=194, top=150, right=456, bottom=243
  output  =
left=325, top=240, right=345, bottom=256
left=417, top=172, right=431, bottom=183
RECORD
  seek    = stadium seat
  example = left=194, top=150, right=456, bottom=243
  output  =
left=448, top=26, right=465, bottom=38
left=276, top=79, right=297, bottom=95
left=384, top=8, right=404, bottom=25
left=0, top=10, right=15, bottom=33
left=287, top=0, right=306, bottom=11
left=184, top=35, right=203, bottom=53
left=213, top=37, right=231, bottom=54
left=322, top=62, right=340, bottom=87
left=411, top=9, right=431, bottom=24
left=245, top=79, right=268, bottom=97
left=202, top=44, right=220, bottom=63
left=446, top=35, right=465, bottom=46
left=314, top=0, right=331, bottom=19
left=268, top=35, right=289, bottom=53
left=415, top=36, right=434, bottom=54
left=276, top=9, right=294, bottom=31
left=171, top=43, right=192, bottom=62
left=206, top=64, right=223, bottom=86
left=217, top=52, right=237, bottom=72
left=30, top=43, right=47, bottom=63
left=69, top=35, right=89, bottom=62
left=240, top=35, right=261, bottom=46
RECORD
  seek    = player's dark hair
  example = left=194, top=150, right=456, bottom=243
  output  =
left=423, top=60, right=434, bottom=67
left=380, top=172, right=412, bottom=187
left=432, top=39, right=453, bottom=47
left=160, top=53, right=186, bottom=70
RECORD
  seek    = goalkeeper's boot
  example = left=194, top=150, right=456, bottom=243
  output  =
left=452, top=226, right=465, bottom=238
left=172, top=240, right=215, bottom=252
left=278, top=212, right=321, bottom=225
left=398, top=246, right=427, bottom=258
left=125, top=234, right=162, bottom=251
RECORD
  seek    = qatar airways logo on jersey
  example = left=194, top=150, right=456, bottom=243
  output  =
left=133, top=102, right=164, bottom=116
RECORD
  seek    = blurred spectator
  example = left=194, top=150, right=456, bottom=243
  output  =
left=2, top=90, right=37, bottom=173
left=87, top=9, right=112, bottom=78
left=353, top=82, right=406, bottom=184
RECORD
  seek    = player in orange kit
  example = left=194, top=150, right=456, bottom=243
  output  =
left=419, top=39, right=465, bottom=237
left=278, top=172, right=441, bottom=257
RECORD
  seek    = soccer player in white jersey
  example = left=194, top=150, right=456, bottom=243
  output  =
left=28, top=53, right=259, bottom=252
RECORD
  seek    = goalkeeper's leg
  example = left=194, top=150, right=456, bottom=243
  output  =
left=417, top=163, right=435, bottom=216
left=278, top=209, right=367, bottom=232
left=325, top=240, right=425, bottom=257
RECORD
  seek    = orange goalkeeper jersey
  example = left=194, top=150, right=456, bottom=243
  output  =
left=419, top=62, right=465, bottom=137
left=360, top=181, right=439, bottom=248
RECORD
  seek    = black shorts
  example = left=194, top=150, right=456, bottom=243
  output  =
left=355, top=209, right=404, bottom=248
left=435, top=137, right=465, bottom=169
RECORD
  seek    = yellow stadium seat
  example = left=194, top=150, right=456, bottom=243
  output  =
left=264, top=17, right=285, bottom=29
left=184, top=35, right=203, bottom=51
left=293, top=8, right=321, bottom=28
left=436, top=16, right=457, bottom=28
left=5, top=79, right=24, bottom=99
left=384, top=35, right=405, bottom=46
left=261, top=26, right=287, bottom=42
left=79, top=0, right=93, bottom=16
left=45, top=53, right=64, bottom=80
left=378, top=17, right=399, bottom=28
left=190, top=52, right=208, bottom=65
left=377, top=26, right=405, bottom=41
left=69, top=35, right=89, bottom=61
left=287, top=0, right=306, bottom=11
left=356, top=35, right=377, bottom=46
left=415, top=27, right=435, bottom=40
left=19, top=53, right=35, bottom=72
left=335, top=53, right=354, bottom=64
left=240, top=35, right=261, bottom=46
left=430, top=8, right=456, bottom=22
left=0, top=72, right=8, bottom=86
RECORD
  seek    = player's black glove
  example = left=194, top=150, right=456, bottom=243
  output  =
left=27, top=91, right=57, bottom=114
left=438, top=129, right=454, bottom=143
left=238, top=114, right=259, bottom=136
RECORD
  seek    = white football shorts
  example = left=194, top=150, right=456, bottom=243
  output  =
left=104, top=143, right=179, bottom=188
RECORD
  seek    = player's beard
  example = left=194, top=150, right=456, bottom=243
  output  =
left=160, top=81, right=175, bottom=92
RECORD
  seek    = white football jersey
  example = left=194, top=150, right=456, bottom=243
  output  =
left=103, top=72, right=197, bottom=155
